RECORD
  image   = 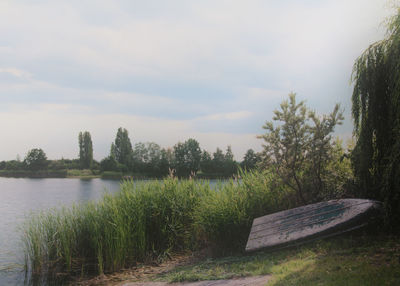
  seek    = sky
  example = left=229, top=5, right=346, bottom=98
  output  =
left=0, top=0, right=394, bottom=161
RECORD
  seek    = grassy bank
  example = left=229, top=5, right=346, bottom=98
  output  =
left=153, top=234, right=400, bottom=285
left=0, top=169, right=67, bottom=178
left=0, top=169, right=100, bottom=179
left=22, top=171, right=294, bottom=282
left=66, top=169, right=100, bottom=178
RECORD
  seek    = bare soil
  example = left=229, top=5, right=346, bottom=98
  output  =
left=75, top=252, right=271, bottom=286
left=121, top=275, right=271, bottom=286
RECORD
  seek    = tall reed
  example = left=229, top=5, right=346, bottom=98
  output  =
left=22, top=178, right=212, bottom=279
left=193, top=170, right=295, bottom=254
left=22, top=172, right=294, bottom=281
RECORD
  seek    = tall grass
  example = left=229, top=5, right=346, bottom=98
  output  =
left=22, top=172, right=292, bottom=281
left=193, top=170, right=295, bottom=254
left=23, top=178, right=212, bottom=278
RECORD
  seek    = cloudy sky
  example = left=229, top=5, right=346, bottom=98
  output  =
left=0, top=0, right=393, bottom=161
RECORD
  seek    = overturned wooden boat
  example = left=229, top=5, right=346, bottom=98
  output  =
left=245, top=199, right=382, bottom=252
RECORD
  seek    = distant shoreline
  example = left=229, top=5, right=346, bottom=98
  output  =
left=0, top=170, right=234, bottom=180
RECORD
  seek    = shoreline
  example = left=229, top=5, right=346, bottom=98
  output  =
left=0, top=168, right=237, bottom=180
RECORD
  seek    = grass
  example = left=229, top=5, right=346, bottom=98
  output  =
left=0, top=169, right=67, bottom=178
left=154, top=234, right=400, bottom=285
left=100, top=171, right=123, bottom=179
left=66, top=169, right=100, bottom=178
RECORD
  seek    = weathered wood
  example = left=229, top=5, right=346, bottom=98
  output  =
left=245, top=199, right=381, bottom=252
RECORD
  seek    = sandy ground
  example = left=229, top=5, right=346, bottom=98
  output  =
left=121, top=275, right=272, bottom=286
left=76, top=252, right=272, bottom=286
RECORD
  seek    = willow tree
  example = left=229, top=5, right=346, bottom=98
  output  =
left=351, top=8, right=400, bottom=229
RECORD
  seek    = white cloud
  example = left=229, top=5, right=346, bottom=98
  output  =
left=199, top=111, right=253, bottom=121
left=0, top=67, right=32, bottom=79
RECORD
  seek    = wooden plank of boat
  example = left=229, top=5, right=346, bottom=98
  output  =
left=245, top=199, right=381, bottom=252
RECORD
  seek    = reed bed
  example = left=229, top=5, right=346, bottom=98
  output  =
left=22, top=172, right=290, bottom=281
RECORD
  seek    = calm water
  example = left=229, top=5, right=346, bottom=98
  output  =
left=0, top=178, right=121, bottom=285
left=0, top=178, right=223, bottom=285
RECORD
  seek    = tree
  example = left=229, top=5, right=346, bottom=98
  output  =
left=258, top=93, right=344, bottom=204
left=158, top=148, right=173, bottom=177
left=113, top=127, right=133, bottom=167
left=24, top=148, right=48, bottom=170
left=78, top=131, right=93, bottom=169
left=223, top=146, right=237, bottom=175
left=200, top=151, right=213, bottom=174
left=132, top=142, right=164, bottom=176
left=351, top=8, right=400, bottom=229
left=173, top=138, right=202, bottom=177
left=225, top=146, right=234, bottom=161
left=212, top=147, right=225, bottom=173
left=241, top=149, right=261, bottom=171
left=100, top=156, right=118, bottom=172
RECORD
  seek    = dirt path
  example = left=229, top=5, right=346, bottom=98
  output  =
left=121, top=275, right=272, bottom=286
left=76, top=252, right=272, bottom=286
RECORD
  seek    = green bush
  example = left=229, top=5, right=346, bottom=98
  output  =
left=101, top=171, right=123, bottom=179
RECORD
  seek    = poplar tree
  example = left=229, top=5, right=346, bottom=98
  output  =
left=113, top=127, right=133, bottom=167
left=78, top=131, right=93, bottom=169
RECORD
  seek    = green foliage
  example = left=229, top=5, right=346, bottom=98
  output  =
left=193, top=170, right=294, bottom=254
left=23, top=148, right=48, bottom=171
left=199, top=147, right=239, bottom=178
left=53, top=158, right=81, bottom=170
left=113, top=127, right=133, bottom=167
left=101, top=171, right=123, bottom=179
left=22, top=178, right=212, bottom=279
left=78, top=131, right=93, bottom=169
left=351, top=8, right=400, bottom=230
left=66, top=169, right=98, bottom=178
left=241, top=149, right=261, bottom=171
left=100, top=156, right=118, bottom=172
left=173, top=138, right=202, bottom=177
left=258, top=93, right=345, bottom=204
left=1, top=160, right=24, bottom=170
left=200, top=151, right=213, bottom=174
left=132, top=142, right=170, bottom=177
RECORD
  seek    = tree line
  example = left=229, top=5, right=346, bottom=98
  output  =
left=99, top=128, right=260, bottom=178
left=0, top=128, right=261, bottom=178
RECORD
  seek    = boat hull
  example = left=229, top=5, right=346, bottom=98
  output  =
left=245, top=199, right=382, bottom=252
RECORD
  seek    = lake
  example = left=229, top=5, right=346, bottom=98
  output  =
left=0, top=177, right=223, bottom=285
left=0, top=178, right=124, bottom=285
